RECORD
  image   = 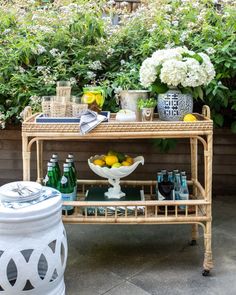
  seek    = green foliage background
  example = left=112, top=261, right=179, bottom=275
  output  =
left=0, top=0, right=235, bottom=131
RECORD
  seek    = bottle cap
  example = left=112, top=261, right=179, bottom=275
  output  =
left=52, top=154, right=58, bottom=159
left=68, top=154, right=74, bottom=160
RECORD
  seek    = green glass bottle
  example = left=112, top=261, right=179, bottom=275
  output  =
left=67, top=155, right=77, bottom=198
left=67, top=154, right=77, bottom=177
left=66, top=159, right=76, bottom=184
left=43, top=162, right=58, bottom=189
left=59, top=163, right=75, bottom=215
left=50, top=158, right=61, bottom=182
left=66, top=160, right=77, bottom=200
left=51, top=154, right=61, bottom=175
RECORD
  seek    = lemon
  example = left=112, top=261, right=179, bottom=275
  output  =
left=125, top=156, right=133, bottom=165
left=112, top=163, right=122, bottom=168
left=121, top=161, right=131, bottom=166
left=105, top=155, right=119, bottom=166
left=82, top=93, right=96, bottom=104
left=183, top=114, right=197, bottom=122
left=93, top=159, right=105, bottom=167
left=95, top=93, right=104, bottom=107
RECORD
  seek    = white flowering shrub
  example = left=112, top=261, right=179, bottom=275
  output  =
left=140, top=47, right=215, bottom=95
left=0, top=0, right=235, bottom=130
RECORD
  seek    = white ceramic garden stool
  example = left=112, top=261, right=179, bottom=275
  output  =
left=0, top=187, right=68, bottom=295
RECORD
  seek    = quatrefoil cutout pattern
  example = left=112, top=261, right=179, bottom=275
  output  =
left=0, top=227, right=67, bottom=293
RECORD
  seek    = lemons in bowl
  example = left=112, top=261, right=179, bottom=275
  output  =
left=92, top=151, right=134, bottom=168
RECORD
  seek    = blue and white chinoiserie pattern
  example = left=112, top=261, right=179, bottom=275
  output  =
left=158, top=88, right=193, bottom=121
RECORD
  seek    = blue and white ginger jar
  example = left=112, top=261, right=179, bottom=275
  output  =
left=158, top=88, right=193, bottom=121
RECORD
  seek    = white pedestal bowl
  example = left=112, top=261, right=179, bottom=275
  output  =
left=88, top=156, right=144, bottom=199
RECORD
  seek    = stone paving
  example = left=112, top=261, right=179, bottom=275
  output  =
left=64, top=195, right=236, bottom=295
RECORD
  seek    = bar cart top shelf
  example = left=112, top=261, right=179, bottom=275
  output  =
left=22, top=105, right=213, bottom=138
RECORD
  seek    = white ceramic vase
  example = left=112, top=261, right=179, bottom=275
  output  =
left=158, top=88, right=193, bottom=121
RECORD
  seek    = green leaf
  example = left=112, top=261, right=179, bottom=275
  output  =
left=182, top=53, right=203, bottom=64
left=214, top=113, right=224, bottom=127
left=151, top=82, right=168, bottom=94
left=231, top=122, right=236, bottom=133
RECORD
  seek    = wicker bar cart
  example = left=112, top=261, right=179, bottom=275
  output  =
left=21, top=105, right=213, bottom=275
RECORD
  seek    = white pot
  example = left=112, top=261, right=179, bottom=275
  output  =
left=141, top=107, right=154, bottom=122
left=119, top=90, right=150, bottom=120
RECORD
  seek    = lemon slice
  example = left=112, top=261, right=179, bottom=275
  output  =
left=95, top=94, right=104, bottom=107
left=82, top=93, right=96, bottom=104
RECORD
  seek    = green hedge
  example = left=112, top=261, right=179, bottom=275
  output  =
left=0, top=0, right=235, bottom=130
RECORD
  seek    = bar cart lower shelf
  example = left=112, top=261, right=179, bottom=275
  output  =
left=21, top=105, right=213, bottom=276
left=62, top=179, right=213, bottom=275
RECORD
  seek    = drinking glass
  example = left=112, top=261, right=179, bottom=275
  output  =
left=41, top=96, right=56, bottom=117
left=56, top=81, right=71, bottom=99
left=72, top=96, right=88, bottom=117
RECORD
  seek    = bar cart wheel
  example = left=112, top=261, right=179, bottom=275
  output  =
left=189, top=240, right=197, bottom=246
left=202, top=269, right=210, bottom=276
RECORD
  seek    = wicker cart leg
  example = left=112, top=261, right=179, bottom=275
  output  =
left=203, top=221, right=213, bottom=276
left=190, top=224, right=199, bottom=245
left=203, top=133, right=213, bottom=276
left=22, top=136, right=31, bottom=181
left=190, top=138, right=199, bottom=245
left=36, top=140, right=44, bottom=183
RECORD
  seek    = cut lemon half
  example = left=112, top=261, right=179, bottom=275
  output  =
left=82, top=93, right=96, bottom=104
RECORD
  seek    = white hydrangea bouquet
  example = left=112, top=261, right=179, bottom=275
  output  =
left=139, top=47, right=215, bottom=98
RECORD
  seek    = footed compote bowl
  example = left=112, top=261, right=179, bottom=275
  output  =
left=88, top=155, right=144, bottom=199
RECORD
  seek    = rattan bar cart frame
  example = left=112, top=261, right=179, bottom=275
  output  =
left=21, top=105, right=213, bottom=275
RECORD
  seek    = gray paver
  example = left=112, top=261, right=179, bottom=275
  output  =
left=65, top=196, right=236, bottom=295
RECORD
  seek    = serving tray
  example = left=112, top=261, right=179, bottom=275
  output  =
left=35, top=111, right=110, bottom=123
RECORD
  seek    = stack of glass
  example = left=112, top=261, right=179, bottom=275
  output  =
left=41, top=81, right=88, bottom=117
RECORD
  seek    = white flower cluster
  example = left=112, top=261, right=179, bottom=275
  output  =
left=32, top=44, right=46, bottom=55
left=140, top=47, right=215, bottom=88
left=69, top=77, right=77, bottom=85
left=49, top=48, right=60, bottom=57
left=87, top=71, right=96, bottom=80
left=89, top=60, right=102, bottom=71
left=0, top=112, right=5, bottom=129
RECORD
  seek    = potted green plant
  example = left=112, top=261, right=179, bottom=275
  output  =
left=137, top=98, right=156, bottom=121
left=110, top=64, right=150, bottom=114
